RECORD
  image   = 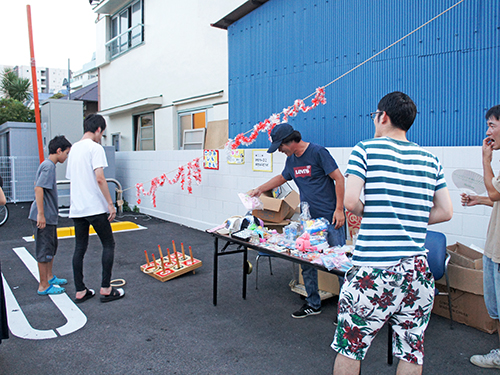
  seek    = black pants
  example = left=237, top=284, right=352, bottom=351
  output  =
left=72, top=213, right=115, bottom=292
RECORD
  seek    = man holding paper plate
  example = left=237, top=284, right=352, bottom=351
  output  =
left=462, top=105, right=500, bottom=369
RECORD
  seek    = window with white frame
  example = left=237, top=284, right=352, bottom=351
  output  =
left=134, top=113, right=154, bottom=151
left=109, top=0, right=144, bottom=59
left=179, top=110, right=206, bottom=149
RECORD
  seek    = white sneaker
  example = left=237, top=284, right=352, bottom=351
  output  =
left=470, top=349, right=500, bottom=368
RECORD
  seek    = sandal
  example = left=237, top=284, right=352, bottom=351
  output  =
left=75, top=288, right=95, bottom=304
left=100, top=287, right=125, bottom=303
left=38, top=285, right=65, bottom=295
left=49, top=275, right=68, bottom=286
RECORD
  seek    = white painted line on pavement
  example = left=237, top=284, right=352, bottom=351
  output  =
left=2, top=274, right=57, bottom=339
left=2, top=247, right=87, bottom=340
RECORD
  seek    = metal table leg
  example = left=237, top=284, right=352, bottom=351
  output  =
left=213, top=236, right=218, bottom=306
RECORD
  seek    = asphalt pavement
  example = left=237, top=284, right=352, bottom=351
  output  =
left=0, top=203, right=497, bottom=375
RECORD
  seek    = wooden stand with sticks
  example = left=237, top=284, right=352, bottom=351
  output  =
left=140, top=242, right=202, bottom=282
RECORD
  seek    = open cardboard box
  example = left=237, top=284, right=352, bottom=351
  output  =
left=436, top=243, right=483, bottom=295
left=434, top=242, right=496, bottom=333
left=447, top=242, right=482, bottom=269
left=252, top=183, right=300, bottom=223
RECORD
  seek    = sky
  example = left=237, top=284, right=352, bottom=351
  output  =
left=1, top=1, right=97, bottom=71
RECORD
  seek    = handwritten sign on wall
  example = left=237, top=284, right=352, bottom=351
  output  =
left=252, top=150, right=273, bottom=172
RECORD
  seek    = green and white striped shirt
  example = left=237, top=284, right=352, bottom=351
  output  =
left=346, top=137, right=447, bottom=267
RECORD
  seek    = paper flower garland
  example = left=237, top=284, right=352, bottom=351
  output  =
left=225, top=87, right=327, bottom=150
left=135, top=157, right=202, bottom=207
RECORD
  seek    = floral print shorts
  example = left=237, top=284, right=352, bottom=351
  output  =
left=331, top=256, right=434, bottom=365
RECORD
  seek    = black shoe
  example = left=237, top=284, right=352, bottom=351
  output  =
left=291, top=303, right=321, bottom=318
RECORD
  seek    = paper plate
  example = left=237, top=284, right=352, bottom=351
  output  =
left=452, top=169, right=486, bottom=195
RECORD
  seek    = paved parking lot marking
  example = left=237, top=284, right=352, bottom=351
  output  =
left=23, top=221, right=147, bottom=242
left=2, top=247, right=87, bottom=340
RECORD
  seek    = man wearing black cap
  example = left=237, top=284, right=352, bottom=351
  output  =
left=249, top=123, right=346, bottom=318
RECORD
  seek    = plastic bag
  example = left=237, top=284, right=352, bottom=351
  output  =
left=298, top=201, right=311, bottom=222
left=238, top=193, right=264, bottom=211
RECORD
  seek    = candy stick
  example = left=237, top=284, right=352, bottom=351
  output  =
left=189, top=246, right=194, bottom=263
left=144, top=250, right=150, bottom=266
left=174, top=249, right=181, bottom=269
left=181, top=242, right=186, bottom=260
left=158, top=244, right=165, bottom=262
left=160, top=254, right=166, bottom=272
left=167, top=248, right=171, bottom=264
left=189, top=245, right=196, bottom=274
left=172, top=240, right=177, bottom=259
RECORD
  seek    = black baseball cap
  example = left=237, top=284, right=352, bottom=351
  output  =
left=267, top=123, right=294, bottom=153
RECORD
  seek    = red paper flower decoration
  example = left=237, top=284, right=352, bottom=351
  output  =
left=135, top=157, right=202, bottom=207
left=225, top=87, right=327, bottom=150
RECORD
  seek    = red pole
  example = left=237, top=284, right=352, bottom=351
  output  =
left=26, top=5, right=44, bottom=164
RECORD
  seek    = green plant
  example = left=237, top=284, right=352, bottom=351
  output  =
left=49, top=92, right=65, bottom=99
left=133, top=205, right=140, bottom=213
left=0, top=98, right=35, bottom=125
left=1, top=68, right=32, bottom=102
left=122, top=199, right=132, bottom=212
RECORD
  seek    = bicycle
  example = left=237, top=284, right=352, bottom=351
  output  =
left=0, top=204, right=7, bottom=226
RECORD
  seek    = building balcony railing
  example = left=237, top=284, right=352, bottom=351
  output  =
left=105, top=23, right=144, bottom=60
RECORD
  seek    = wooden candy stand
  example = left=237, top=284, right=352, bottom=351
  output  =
left=140, top=241, right=202, bottom=282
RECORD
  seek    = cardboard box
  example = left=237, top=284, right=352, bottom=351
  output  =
left=436, top=243, right=484, bottom=295
left=263, top=220, right=290, bottom=234
left=252, top=185, right=300, bottom=223
left=297, top=267, right=340, bottom=296
left=432, top=285, right=497, bottom=334
left=437, top=263, right=484, bottom=295
left=447, top=242, right=483, bottom=270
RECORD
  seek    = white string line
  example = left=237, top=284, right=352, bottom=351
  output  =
left=235, top=0, right=465, bottom=134
left=305, top=0, right=465, bottom=98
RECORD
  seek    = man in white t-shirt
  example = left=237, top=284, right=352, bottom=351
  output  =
left=66, top=114, right=124, bottom=304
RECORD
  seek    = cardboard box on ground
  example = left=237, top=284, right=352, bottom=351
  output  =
left=434, top=242, right=497, bottom=334
left=252, top=183, right=300, bottom=223
left=297, top=267, right=340, bottom=297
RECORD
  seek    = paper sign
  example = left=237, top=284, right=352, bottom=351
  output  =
left=204, top=150, right=219, bottom=170
left=252, top=150, right=272, bottom=172
left=227, top=149, right=245, bottom=165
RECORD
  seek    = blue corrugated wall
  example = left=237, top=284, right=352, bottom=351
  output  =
left=227, top=0, right=500, bottom=148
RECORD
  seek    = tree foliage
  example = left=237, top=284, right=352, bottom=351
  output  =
left=0, top=98, right=35, bottom=125
left=49, top=92, right=65, bottom=99
left=1, top=68, right=32, bottom=103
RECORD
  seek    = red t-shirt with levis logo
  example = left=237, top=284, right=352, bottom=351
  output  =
left=282, top=142, right=339, bottom=221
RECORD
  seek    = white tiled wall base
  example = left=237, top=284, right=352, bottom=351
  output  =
left=116, top=146, right=497, bottom=249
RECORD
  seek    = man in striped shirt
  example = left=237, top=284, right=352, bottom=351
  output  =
left=332, top=92, right=453, bottom=375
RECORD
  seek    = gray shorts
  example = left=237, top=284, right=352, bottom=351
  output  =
left=31, top=221, right=58, bottom=263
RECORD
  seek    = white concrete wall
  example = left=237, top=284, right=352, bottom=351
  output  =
left=96, top=0, right=244, bottom=151
left=115, top=146, right=498, bottom=249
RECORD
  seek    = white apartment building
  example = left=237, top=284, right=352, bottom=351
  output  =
left=93, top=0, right=244, bottom=151
left=13, top=65, right=68, bottom=94
left=71, top=53, right=98, bottom=92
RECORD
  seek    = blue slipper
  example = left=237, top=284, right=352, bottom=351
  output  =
left=49, top=275, right=67, bottom=286
left=38, top=285, right=65, bottom=295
